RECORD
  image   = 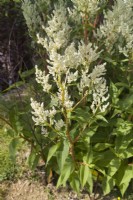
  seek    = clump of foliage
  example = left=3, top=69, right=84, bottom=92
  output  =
left=28, top=0, right=133, bottom=196
left=0, top=94, right=31, bottom=181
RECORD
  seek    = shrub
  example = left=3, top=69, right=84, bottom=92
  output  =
left=29, top=0, right=133, bottom=196
left=1, top=0, right=133, bottom=197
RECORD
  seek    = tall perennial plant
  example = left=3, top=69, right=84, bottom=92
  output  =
left=28, top=0, right=133, bottom=196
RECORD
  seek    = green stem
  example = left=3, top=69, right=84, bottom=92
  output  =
left=71, top=92, right=88, bottom=111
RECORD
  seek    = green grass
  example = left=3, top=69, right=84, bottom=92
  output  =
left=0, top=127, right=15, bottom=181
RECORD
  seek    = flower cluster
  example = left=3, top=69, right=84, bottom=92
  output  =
left=31, top=98, right=56, bottom=126
left=97, top=0, right=133, bottom=56
left=71, top=0, right=100, bottom=17
left=31, top=98, right=66, bottom=131
left=90, top=64, right=109, bottom=113
left=37, top=3, right=70, bottom=52
left=31, top=1, right=109, bottom=130
left=35, top=66, right=51, bottom=92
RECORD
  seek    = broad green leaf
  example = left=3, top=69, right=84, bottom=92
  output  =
left=91, top=129, right=109, bottom=143
left=59, top=140, right=69, bottom=171
left=110, top=82, right=119, bottom=105
left=72, top=108, right=90, bottom=123
left=9, top=138, right=19, bottom=162
left=28, top=150, right=40, bottom=170
left=57, top=162, right=74, bottom=187
left=111, top=109, right=121, bottom=118
left=115, top=119, right=132, bottom=135
left=108, top=158, right=121, bottom=177
left=115, top=82, right=129, bottom=88
left=102, top=176, right=115, bottom=195
left=86, top=169, right=93, bottom=194
left=70, top=177, right=80, bottom=193
left=119, top=165, right=133, bottom=185
left=94, top=143, right=113, bottom=151
left=119, top=147, right=133, bottom=159
left=83, top=149, right=93, bottom=164
left=96, top=115, right=108, bottom=123
left=93, top=166, right=105, bottom=176
left=119, top=183, right=131, bottom=196
left=69, top=124, right=80, bottom=140
left=119, top=165, right=133, bottom=196
left=32, top=154, right=40, bottom=170
left=83, top=126, right=98, bottom=138
left=79, top=165, right=89, bottom=188
left=115, top=133, right=133, bottom=152
left=93, top=150, right=115, bottom=167
left=47, top=142, right=61, bottom=164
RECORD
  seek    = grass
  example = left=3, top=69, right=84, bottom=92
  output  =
left=0, top=126, right=15, bottom=200
left=0, top=127, right=15, bottom=181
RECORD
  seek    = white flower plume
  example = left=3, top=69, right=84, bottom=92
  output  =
left=97, top=0, right=133, bottom=56
left=71, top=0, right=100, bottom=17
left=31, top=1, right=110, bottom=129
left=37, top=3, right=70, bottom=52
left=31, top=98, right=56, bottom=126
left=35, top=65, right=51, bottom=92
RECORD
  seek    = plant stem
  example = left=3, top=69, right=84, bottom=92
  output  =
left=71, top=92, right=88, bottom=111
left=82, top=14, right=88, bottom=45
left=65, top=109, right=76, bottom=163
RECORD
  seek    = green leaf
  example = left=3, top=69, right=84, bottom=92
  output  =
left=94, top=150, right=115, bottom=167
left=119, top=147, right=133, bottom=159
left=57, top=161, right=74, bottom=187
left=58, top=140, right=69, bottom=171
left=83, top=149, right=93, bottom=164
left=104, top=57, right=117, bottom=65
left=86, top=169, right=93, bottom=194
left=111, top=109, right=121, bottom=118
left=119, top=165, right=133, bottom=196
left=119, top=165, right=133, bottom=184
left=47, top=142, right=61, bottom=164
left=9, top=138, right=19, bottom=162
left=108, top=158, right=121, bottom=177
left=96, top=115, right=108, bottom=123
left=3, top=81, right=24, bottom=92
left=27, top=149, right=40, bottom=170
left=69, top=124, right=80, bottom=140
left=115, top=133, right=133, bottom=152
left=110, top=82, right=119, bottom=105
left=19, top=68, right=35, bottom=79
left=102, top=176, right=115, bottom=195
left=115, top=82, right=129, bottom=88
left=116, top=119, right=133, bottom=135
left=79, top=165, right=89, bottom=188
left=70, top=176, right=80, bottom=193
left=94, top=143, right=113, bottom=151
left=83, top=126, right=98, bottom=138
left=72, top=108, right=90, bottom=123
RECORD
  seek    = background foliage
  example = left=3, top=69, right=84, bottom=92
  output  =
left=0, top=0, right=32, bottom=90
